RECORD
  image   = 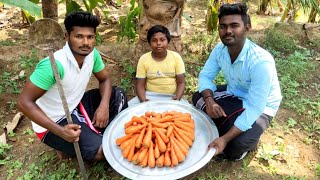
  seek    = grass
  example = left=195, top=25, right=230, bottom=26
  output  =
left=0, top=40, right=15, bottom=46
left=265, top=30, right=320, bottom=139
left=316, top=163, right=320, bottom=177
left=118, top=57, right=136, bottom=91
left=0, top=49, right=39, bottom=94
left=264, top=28, right=298, bottom=54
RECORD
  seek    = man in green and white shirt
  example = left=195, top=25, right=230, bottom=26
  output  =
left=18, top=12, right=128, bottom=161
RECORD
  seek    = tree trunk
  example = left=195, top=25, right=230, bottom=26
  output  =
left=135, top=0, right=185, bottom=59
left=280, top=0, right=292, bottom=22
left=42, top=0, right=58, bottom=21
left=308, top=7, right=317, bottom=23
left=277, top=0, right=284, bottom=12
left=206, top=0, right=220, bottom=34
left=258, top=0, right=270, bottom=14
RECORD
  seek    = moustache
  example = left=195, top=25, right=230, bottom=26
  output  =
left=79, top=46, right=90, bottom=49
left=223, top=35, right=234, bottom=38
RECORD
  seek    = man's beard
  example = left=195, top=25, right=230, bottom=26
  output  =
left=221, top=36, right=236, bottom=46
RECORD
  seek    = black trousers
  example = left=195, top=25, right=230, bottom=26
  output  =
left=192, top=86, right=272, bottom=160
left=43, top=86, right=128, bottom=160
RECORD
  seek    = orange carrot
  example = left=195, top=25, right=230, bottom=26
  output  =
left=173, top=131, right=190, bottom=149
left=132, top=116, right=148, bottom=124
left=172, top=113, right=184, bottom=118
left=132, top=149, right=142, bottom=164
left=124, top=121, right=133, bottom=128
left=122, top=139, right=134, bottom=158
left=116, top=134, right=132, bottom=145
left=156, top=153, right=165, bottom=167
left=135, top=127, right=146, bottom=148
left=120, top=138, right=133, bottom=151
left=154, top=128, right=167, bottom=135
left=161, top=111, right=168, bottom=118
left=183, top=113, right=192, bottom=118
left=146, top=117, right=156, bottom=122
left=142, top=123, right=152, bottom=148
left=139, top=149, right=149, bottom=167
left=154, top=140, right=160, bottom=159
left=174, top=122, right=194, bottom=132
left=172, top=116, right=192, bottom=122
left=131, top=115, right=140, bottom=121
left=156, top=129, right=169, bottom=143
left=181, top=129, right=195, bottom=141
left=172, top=136, right=189, bottom=156
left=148, top=141, right=155, bottom=168
left=173, top=125, right=195, bottom=141
left=151, top=122, right=169, bottom=128
left=127, top=136, right=138, bottom=161
left=137, top=148, right=148, bottom=163
left=170, top=136, right=185, bottom=162
left=167, top=110, right=179, bottom=116
left=164, top=150, right=171, bottom=167
left=145, top=111, right=152, bottom=117
left=125, top=124, right=147, bottom=134
left=167, top=125, right=174, bottom=137
left=151, top=112, right=161, bottom=118
left=170, top=144, right=179, bottom=166
left=174, top=121, right=194, bottom=129
left=154, top=130, right=167, bottom=153
left=155, top=115, right=174, bottom=123
left=173, top=127, right=193, bottom=146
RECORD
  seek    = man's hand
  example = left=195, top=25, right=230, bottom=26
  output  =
left=207, top=126, right=243, bottom=156
left=61, top=124, right=81, bottom=142
left=140, top=98, right=149, bottom=102
left=205, top=97, right=227, bottom=119
left=92, top=107, right=109, bottom=128
left=207, top=137, right=228, bottom=156
left=171, top=96, right=180, bottom=100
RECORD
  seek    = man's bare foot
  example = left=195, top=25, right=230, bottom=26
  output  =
left=56, top=150, right=71, bottom=160
left=93, top=146, right=105, bottom=161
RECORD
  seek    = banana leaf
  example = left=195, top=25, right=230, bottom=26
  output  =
left=0, top=0, right=41, bottom=17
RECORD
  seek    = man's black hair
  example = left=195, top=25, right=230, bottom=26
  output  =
left=147, top=25, right=171, bottom=44
left=218, top=3, right=251, bottom=26
left=64, top=11, right=100, bottom=34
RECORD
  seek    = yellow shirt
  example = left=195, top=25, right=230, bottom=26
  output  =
left=136, top=50, right=185, bottom=94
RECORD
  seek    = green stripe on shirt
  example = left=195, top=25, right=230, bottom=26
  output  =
left=30, top=57, right=64, bottom=91
left=93, top=48, right=105, bottom=73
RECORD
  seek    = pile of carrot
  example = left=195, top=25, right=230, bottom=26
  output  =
left=115, top=111, right=195, bottom=168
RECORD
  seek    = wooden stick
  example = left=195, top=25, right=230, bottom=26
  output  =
left=49, top=51, right=87, bottom=180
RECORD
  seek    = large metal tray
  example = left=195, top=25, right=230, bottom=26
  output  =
left=102, top=100, right=219, bottom=180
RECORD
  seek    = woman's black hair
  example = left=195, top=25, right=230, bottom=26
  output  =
left=147, top=25, right=171, bottom=44
left=218, top=3, right=251, bottom=26
left=64, top=11, right=100, bottom=34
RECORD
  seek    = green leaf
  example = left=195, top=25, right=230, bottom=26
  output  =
left=66, top=0, right=83, bottom=15
left=87, top=0, right=98, bottom=10
left=0, top=0, right=41, bottom=17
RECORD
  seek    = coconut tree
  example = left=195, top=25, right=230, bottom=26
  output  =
left=258, top=0, right=284, bottom=15
left=42, top=0, right=58, bottom=20
left=135, top=0, right=185, bottom=56
left=280, top=0, right=320, bottom=22
left=206, top=0, right=220, bottom=34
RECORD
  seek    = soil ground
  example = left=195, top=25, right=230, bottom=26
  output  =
left=0, top=1, right=319, bottom=179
